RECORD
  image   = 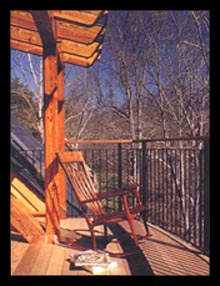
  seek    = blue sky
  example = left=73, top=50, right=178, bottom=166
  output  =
left=11, top=10, right=209, bottom=108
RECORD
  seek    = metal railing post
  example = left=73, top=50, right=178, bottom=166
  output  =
left=204, top=138, right=210, bottom=255
left=118, top=143, right=122, bottom=211
left=141, top=141, right=150, bottom=234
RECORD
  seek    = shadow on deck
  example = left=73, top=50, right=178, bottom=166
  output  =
left=11, top=218, right=209, bottom=276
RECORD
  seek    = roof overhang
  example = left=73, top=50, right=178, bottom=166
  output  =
left=10, top=10, right=108, bottom=67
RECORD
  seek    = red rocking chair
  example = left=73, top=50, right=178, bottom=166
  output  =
left=57, top=151, right=150, bottom=250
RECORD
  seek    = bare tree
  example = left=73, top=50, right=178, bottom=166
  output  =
left=141, top=11, right=209, bottom=234
left=94, top=11, right=153, bottom=140
left=93, top=10, right=209, bottom=235
left=11, top=51, right=44, bottom=142
left=64, top=68, right=98, bottom=146
left=142, top=11, right=209, bottom=138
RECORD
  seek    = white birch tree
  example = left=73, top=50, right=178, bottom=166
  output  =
left=11, top=51, right=44, bottom=142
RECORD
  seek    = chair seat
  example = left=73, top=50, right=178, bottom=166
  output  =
left=93, top=205, right=145, bottom=225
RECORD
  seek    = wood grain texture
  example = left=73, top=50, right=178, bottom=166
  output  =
left=11, top=195, right=45, bottom=243
left=10, top=10, right=107, bottom=66
left=11, top=176, right=45, bottom=213
left=11, top=218, right=209, bottom=275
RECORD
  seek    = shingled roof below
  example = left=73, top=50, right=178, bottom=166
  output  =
left=11, top=114, right=42, bottom=150
left=11, top=115, right=44, bottom=196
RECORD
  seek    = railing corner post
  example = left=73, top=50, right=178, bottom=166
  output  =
left=141, top=141, right=148, bottom=221
left=118, top=143, right=122, bottom=211
left=204, top=138, right=210, bottom=255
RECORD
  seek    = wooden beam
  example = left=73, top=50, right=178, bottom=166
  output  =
left=57, top=65, right=66, bottom=218
left=44, top=50, right=60, bottom=243
left=30, top=10, right=57, bottom=48
left=11, top=39, right=102, bottom=67
left=63, top=51, right=101, bottom=67
left=10, top=26, right=42, bottom=47
left=65, top=136, right=210, bottom=145
left=65, top=139, right=134, bottom=145
left=30, top=10, right=65, bottom=72
left=53, top=10, right=103, bottom=26
left=60, top=39, right=101, bottom=58
left=10, top=39, right=42, bottom=56
left=11, top=10, right=107, bottom=67
left=56, top=20, right=104, bottom=44
left=11, top=10, right=38, bottom=31
left=10, top=26, right=102, bottom=60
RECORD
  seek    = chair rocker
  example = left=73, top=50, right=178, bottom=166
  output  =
left=57, top=151, right=149, bottom=250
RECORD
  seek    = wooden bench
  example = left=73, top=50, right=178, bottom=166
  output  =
left=11, top=173, right=45, bottom=217
left=11, top=195, right=45, bottom=243
left=11, top=171, right=46, bottom=243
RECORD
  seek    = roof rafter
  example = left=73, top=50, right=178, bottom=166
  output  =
left=10, top=10, right=108, bottom=67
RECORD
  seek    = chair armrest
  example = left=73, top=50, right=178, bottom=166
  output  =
left=98, top=184, right=139, bottom=199
left=81, top=184, right=139, bottom=204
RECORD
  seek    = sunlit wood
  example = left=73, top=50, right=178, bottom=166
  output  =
left=10, top=26, right=42, bottom=46
left=63, top=51, right=101, bottom=67
left=11, top=195, right=45, bottom=243
left=11, top=10, right=37, bottom=31
left=44, top=53, right=60, bottom=242
left=60, top=40, right=102, bottom=58
left=10, top=39, right=42, bottom=55
left=30, top=11, right=57, bottom=47
left=10, top=9, right=107, bottom=242
left=55, top=20, right=104, bottom=44
left=65, top=139, right=134, bottom=144
left=57, top=67, right=66, bottom=218
left=53, top=10, right=103, bottom=25
left=10, top=10, right=107, bottom=66
left=11, top=218, right=209, bottom=275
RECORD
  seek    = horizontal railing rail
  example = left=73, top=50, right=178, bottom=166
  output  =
left=65, top=135, right=209, bottom=144
left=65, top=137, right=210, bottom=256
left=10, top=136, right=209, bottom=256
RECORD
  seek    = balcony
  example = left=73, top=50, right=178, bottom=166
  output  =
left=10, top=137, right=210, bottom=275
left=11, top=217, right=209, bottom=275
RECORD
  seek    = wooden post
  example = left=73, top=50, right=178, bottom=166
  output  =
left=57, top=61, right=66, bottom=218
left=44, top=47, right=60, bottom=243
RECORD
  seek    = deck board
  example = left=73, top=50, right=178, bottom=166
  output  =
left=13, top=243, right=44, bottom=275
left=139, top=224, right=209, bottom=276
left=11, top=217, right=209, bottom=276
left=28, top=243, right=54, bottom=275
left=45, top=244, right=66, bottom=275
left=11, top=240, right=29, bottom=274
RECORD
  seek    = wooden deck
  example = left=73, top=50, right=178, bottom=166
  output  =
left=11, top=217, right=209, bottom=276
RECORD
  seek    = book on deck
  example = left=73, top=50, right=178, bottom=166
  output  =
left=69, top=250, right=118, bottom=274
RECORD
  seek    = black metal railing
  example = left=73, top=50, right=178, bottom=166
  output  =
left=11, top=137, right=209, bottom=255
left=67, top=137, right=209, bottom=256
left=11, top=146, right=82, bottom=217
left=11, top=145, right=45, bottom=182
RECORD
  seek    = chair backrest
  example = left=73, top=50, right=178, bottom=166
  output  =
left=57, top=151, right=105, bottom=218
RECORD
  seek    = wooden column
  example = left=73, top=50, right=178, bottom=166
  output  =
left=57, top=61, right=66, bottom=218
left=44, top=47, right=60, bottom=243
